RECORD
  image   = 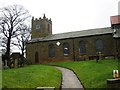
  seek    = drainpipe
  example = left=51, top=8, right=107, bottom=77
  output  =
left=72, top=39, right=75, bottom=61
left=116, top=38, right=118, bottom=59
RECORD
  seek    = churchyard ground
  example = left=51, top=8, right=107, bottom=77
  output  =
left=2, top=65, right=61, bottom=89
left=2, top=59, right=118, bottom=89
left=49, top=59, right=118, bottom=88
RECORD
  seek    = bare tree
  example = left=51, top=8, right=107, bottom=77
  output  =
left=12, top=23, right=31, bottom=63
left=0, top=5, right=30, bottom=67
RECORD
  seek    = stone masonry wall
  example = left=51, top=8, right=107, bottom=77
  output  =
left=26, top=34, right=118, bottom=64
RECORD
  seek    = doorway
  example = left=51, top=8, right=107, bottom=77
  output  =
left=35, top=52, right=39, bottom=63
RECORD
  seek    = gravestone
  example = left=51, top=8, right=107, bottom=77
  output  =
left=14, top=59, right=18, bottom=68
left=4, top=60, right=9, bottom=69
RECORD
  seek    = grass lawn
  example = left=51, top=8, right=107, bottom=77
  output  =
left=2, top=65, right=62, bottom=89
left=49, top=59, right=118, bottom=88
left=0, top=70, right=2, bottom=89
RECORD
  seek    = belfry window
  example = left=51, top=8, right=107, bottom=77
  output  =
left=48, top=44, right=55, bottom=57
left=63, top=42, right=70, bottom=55
left=79, top=40, right=86, bottom=54
left=96, top=39, right=103, bottom=52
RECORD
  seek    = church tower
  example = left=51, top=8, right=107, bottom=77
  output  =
left=31, top=14, right=52, bottom=38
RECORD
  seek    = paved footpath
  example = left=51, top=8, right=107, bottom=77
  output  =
left=54, top=66, right=84, bottom=89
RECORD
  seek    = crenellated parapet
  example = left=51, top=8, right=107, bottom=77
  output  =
left=31, top=14, right=52, bottom=38
left=32, top=14, right=52, bottom=24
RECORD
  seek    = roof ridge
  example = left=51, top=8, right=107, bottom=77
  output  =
left=52, top=27, right=111, bottom=36
left=28, top=27, right=112, bottom=43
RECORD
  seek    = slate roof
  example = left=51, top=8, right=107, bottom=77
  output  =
left=27, top=27, right=113, bottom=43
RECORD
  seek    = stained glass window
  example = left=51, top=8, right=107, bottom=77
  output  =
left=63, top=42, right=70, bottom=55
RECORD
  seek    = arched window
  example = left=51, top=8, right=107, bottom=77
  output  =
left=48, top=44, right=55, bottom=57
left=79, top=40, right=86, bottom=54
left=63, top=42, right=70, bottom=55
left=96, top=39, right=103, bottom=52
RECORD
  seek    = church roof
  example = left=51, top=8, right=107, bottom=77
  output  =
left=27, top=27, right=113, bottom=43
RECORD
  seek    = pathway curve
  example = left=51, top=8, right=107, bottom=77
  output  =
left=54, top=66, right=84, bottom=89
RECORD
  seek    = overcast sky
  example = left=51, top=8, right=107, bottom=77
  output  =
left=0, top=0, right=119, bottom=34
left=0, top=0, right=120, bottom=53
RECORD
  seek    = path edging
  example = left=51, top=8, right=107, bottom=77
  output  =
left=52, top=65, right=85, bottom=89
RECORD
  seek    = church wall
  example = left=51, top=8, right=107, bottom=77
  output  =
left=26, top=43, right=32, bottom=63
left=26, top=39, right=74, bottom=64
left=26, top=15, right=120, bottom=64
left=40, top=39, right=74, bottom=63
left=26, top=33, right=119, bottom=64
left=26, top=42, right=42, bottom=64
left=118, top=39, right=120, bottom=54
left=73, top=34, right=116, bottom=61
left=114, top=38, right=120, bottom=57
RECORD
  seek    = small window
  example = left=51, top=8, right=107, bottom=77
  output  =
left=79, top=40, right=86, bottom=54
left=48, top=44, right=55, bottom=57
left=63, top=42, right=70, bottom=55
left=96, top=39, right=103, bottom=52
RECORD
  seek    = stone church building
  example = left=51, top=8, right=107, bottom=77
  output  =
left=26, top=15, right=120, bottom=64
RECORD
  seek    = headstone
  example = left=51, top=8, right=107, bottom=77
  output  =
left=14, top=59, right=18, bottom=68
left=4, top=60, right=8, bottom=69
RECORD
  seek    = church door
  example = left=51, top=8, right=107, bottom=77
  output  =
left=35, top=52, right=39, bottom=63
